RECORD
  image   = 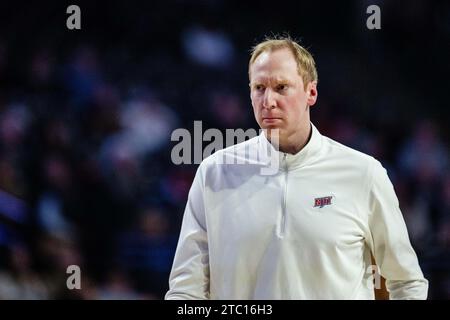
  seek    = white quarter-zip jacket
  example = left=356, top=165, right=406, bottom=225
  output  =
left=166, top=123, right=428, bottom=300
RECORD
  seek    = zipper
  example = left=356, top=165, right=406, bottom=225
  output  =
left=279, top=153, right=288, bottom=237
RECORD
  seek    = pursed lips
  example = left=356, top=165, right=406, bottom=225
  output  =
left=262, top=117, right=282, bottom=121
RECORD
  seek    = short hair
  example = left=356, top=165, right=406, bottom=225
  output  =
left=249, top=36, right=318, bottom=88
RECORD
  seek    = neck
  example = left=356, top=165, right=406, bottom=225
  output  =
left=267, top=124, right=312, bottom=155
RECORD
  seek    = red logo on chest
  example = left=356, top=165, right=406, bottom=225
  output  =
left=314, top=196, right=332, bottom=208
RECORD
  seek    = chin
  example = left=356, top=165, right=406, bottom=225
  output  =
left=262, top=126, right=283, bottom=139
left=261, top=121, right=283, bottom=130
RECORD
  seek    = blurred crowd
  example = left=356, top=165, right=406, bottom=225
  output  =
left=0, top=1, right=449, bottom=299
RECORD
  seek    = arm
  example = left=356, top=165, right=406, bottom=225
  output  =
left=367, top=160, right=428, bottom=300
left=165, top=165, right=210, bottom=300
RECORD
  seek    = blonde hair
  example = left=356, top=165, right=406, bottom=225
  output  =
left=249, top=35, right=318, bottom=88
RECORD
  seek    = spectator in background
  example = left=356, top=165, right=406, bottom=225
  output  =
left=117, top=205, right=177, bottom=299
left=0, top=243, right=49, bottom=299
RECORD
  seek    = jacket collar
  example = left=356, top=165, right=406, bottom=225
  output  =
left=258, top=122, right=323, bottom=171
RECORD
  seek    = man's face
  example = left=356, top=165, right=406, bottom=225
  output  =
left=249, top=48, right=317, bottom=143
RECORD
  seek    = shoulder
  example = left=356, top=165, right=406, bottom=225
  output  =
left=199, top=135, right=260, bottom=168
left=321, top=134, right=379, bottom=169
left=320, top=134, right=394, bottom=194
left=317, top=134, right=385, bottom=192
left=192, top=135, right=262, bottom=186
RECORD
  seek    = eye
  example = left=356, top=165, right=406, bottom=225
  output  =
left=254, top=84, right=265, bottom=91
left=276, top=84, right=288, bottom=92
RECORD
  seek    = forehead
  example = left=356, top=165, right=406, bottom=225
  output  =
left=250, top=48, right=300, bottom=82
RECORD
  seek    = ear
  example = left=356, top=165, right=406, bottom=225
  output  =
left=306, top=81, right=318, bottom=107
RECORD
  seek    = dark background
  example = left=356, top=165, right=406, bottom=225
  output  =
left=0, top=0, right=448, bottom=299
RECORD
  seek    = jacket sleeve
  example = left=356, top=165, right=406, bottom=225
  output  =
left=165, top=164, right=210, bottom=300
left=367, top=159, right=428, bottom=300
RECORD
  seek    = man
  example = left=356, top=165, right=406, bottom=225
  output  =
left=165, top=37, right=428, bottom=299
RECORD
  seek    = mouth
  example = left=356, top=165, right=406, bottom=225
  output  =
left=262, top=117, right=282, bottom=124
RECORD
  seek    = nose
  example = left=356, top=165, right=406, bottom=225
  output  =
left=262, top=88, right=276, bottom=109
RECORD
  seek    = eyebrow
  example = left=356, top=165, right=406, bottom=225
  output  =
left=250, top=78, right=292, bottom=86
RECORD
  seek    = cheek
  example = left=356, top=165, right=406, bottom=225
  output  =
left=283, top=96, right=305, bottom=118
left=288, top=94, right=306, bottom=110
left=251, top=97, right=261, bottom=111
